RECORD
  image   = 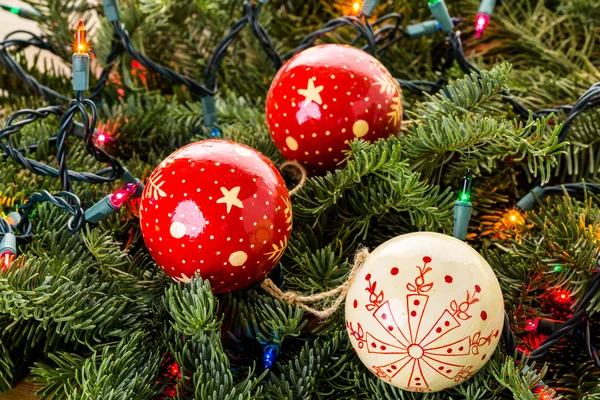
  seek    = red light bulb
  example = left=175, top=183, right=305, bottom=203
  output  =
left=131, top=60, right=146, bottom=70
left=1, top=251, right=15, bottom=272
left=475, top=14, right=490, bottom=38
left=525, top=318, right=538, bottom=331
left=553, top=289, right=572, bottom=305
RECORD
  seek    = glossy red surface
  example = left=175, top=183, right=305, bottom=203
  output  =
left=139, top=140, right=292, bottom=293
left=266, top=44, right=403, bottom=172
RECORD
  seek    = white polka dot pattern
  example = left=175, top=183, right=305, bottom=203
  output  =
left=266, top=44, right=403, bottom=172
left=140, top=140, right=292, bottom=293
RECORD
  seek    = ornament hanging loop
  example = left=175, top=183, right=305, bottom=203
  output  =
left=261, top=248, right=369, bottom=319
left=279, top=160, right=307, bottom=196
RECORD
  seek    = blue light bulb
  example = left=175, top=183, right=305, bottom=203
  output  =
left=210, top=127, right=221, bottom=137
left=263, top=343, right=280, bottom=369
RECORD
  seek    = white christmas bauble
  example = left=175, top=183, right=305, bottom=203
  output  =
left=345, top=232, right=504, bottom=392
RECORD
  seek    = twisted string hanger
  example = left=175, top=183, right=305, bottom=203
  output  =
left=261, top=249, right=369, bottom=319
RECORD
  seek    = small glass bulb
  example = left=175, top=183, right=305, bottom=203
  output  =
left=109, top=183, right=139, bottom=208
left=75, top=19, right=88, bottom=54
left=1, top=251, right=15, bottom=272
left=263, top=344, right=280, bottom=369
left=475, top=14, right=490, bottom=39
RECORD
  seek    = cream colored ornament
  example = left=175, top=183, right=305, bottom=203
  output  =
left=345, top=232, right=504, bottom=392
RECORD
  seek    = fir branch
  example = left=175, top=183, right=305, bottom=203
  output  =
left=74, top=332, right=161, bottom=399
left=163, top=275, right=221, bottom=336
left=488, top=356, right=550, bottom=399
left=0, top=341, right=15, bottom=392
left=404, top=113, right=566, bottom=185
left=412, top=64, right=511, bottom=123
left=0, top=254, right=149, bottom=349
left=293, top=138, right=455, bottom=238
left=264, top=335, right=340, bottom=400
left=169, top=330, right=265, bottom=400
left=31, top=351, right=86, bottom=399
left=236, top=291, right=306, bottom=345
left=283, top=231, right=351, bottom=293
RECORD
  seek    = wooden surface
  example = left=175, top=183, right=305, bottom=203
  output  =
left=0, top=382, right=39, bottom=400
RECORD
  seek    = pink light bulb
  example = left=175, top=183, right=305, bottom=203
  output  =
left=109, top=183, right=138, bottom=208
left=475, top=13, right=490, bottom=38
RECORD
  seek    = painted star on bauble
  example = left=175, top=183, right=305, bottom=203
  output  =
left=298, top=79, right=324, bottom=105
left=217, top=186, right=244, bottom=213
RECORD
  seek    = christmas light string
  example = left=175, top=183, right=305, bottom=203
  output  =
left=0, top=0, right=498, bottom=122
left=1, top=21, right=142, bottom=250
left=503, top=268, right=600, bottom=367
left=0, top=30, right=69, bottom=103
left=0, top=25, right=122, bottom=103
left=0, top=2, right=41, bottom=20
left=450, top=174, right=600, bottom=371
left=2, top=0, right=595, bottom=127
left=490, top=182, right=600, bottom=368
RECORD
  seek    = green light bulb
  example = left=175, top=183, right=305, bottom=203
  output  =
left=10, top=7, right=19, bottom=14
left=428, top=0, right=440, bottom=4
left=554, top=265, right=563, bottom=272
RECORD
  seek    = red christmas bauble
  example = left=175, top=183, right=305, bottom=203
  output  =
left=139, top=140, right=292, bottom=293
left=266, top=44, right=403, bottom=172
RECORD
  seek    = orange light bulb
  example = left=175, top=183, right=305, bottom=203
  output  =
left=502, top=209, right=524, bottom=229
left=74, top=19, right=87, bottom=55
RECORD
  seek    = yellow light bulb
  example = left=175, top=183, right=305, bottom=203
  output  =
left=353, top=1, right=360, bottom=13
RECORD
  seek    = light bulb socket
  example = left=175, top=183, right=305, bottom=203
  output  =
left=72, top=122, right=88, bottom=138
left=428, top=0, right=454, bottom=33
left=202, top=96, right=218, bottom=127
left=406, top=20, right=440, bottom=39
left=477, top=0, right=496, bottom=17
left=361, top=0, right=379, bottom=16
left=122, top=168, right=144, bottom=198
left=84, top=195, right=118, bottom=224
left=73, top=53, right=90, bottom=92
left=453, top=201, right=472, bottom=241
left=516, top=186, right=545, bottom=212
left=102, top=0, right=120, bottom=22
left=0, top=233, right=17, bottom=255
left=536, top=318, right=572, bottom=337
